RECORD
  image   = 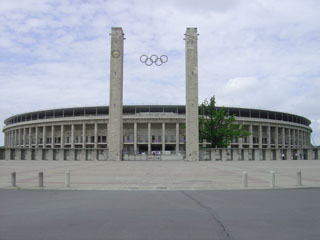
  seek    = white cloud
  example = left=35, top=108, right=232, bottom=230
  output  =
left=0, top=0, right=320, bottom=146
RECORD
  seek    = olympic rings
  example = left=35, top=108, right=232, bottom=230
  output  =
left=140, top=54, right=168, bottom=66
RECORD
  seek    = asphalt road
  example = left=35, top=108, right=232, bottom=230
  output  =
left=1, top=189, right=319, bottom=240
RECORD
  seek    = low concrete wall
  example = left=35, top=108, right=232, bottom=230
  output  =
left=0, top=147, right=319, bottom=161
left=0, top=148, right=109, bottom=161
left=200, top=148, right=319, bottom=161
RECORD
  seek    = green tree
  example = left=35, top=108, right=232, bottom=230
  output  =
left=199, top=96, right=250, bottom=148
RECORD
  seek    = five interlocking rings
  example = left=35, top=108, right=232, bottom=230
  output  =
left=140, top=54, right=168, bottom=66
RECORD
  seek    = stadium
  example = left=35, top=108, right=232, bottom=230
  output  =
left=1, top=27, right=318, bottom=161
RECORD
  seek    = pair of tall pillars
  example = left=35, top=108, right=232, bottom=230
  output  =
left=107, top=27, right=199, bottom=161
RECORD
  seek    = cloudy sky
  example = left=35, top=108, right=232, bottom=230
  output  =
left=0, top=0, right=319, bottom=146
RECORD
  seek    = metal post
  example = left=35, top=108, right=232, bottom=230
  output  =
left=38, top=172, right=44, bottom=188
left=11, top=172, right=16, bottom=187
left=270, top=171, right=275, bottom=189
left=242, top=171, right=248, bottom=188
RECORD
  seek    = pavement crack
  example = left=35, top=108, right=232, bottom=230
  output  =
left=180, top=191, right=235, bottom=240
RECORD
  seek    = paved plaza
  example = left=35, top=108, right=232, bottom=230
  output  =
left=1, top=188, right=320, bottom=240
left=0, top=160, right=319, bottom=190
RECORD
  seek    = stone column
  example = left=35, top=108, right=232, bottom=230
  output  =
left=293, top=129, right=296, bottom=148
left=5, top=148, right=10, bottom=160
left=287, top=149, right=292, bottom=160
left=36, top=149, right=42, bottom=160
left=71, top=124, right=75, bottom=148
left=43, top=126, right=46, bottom=147
left=13, top=130, right=16, bottom=147
left=267, top=126, right=271, bottom=148
left=48, top=149, right=53, bottom=160
left=222, top=149, right=227, bottom=161
left=276, top=149, right=281, bottom=160
left=265, top=149, right=271, bottom=161
left=176, top=123, right=179, bottom=154
left=107, top=27, right=124, bottom=161
left=18, top=128, right=21, bottom=147
left=16, top=129, right=19, bottom=147
left=249, top=125, right=253, bottom=148
left=15, top=149, right=21, bottom=160
left=16, top=129, right=18, bottom=147
left=307, top=149, right=313, bottom=160
left=4, top=132, right=7, bottom=148
left=282, top=128, right=285, bottom=148
left=239, top=128, right=243, bottom=149
left=9, top=131, right=11, bottom=148
left=82, top=123, right=86, bottom=149
left=298, top=130, right=302, bottom=148
left=185, top=28, right=199, bottom=161
left=134, top=122, right=137, bottom=154
left=148, top=122, right=151, bottom=154
left=233, top=149, right=239, bottom=161
left=9, top=131, right=12, bottom=147
left=7, top=132, right=10, bottom=147
left=61, top=125, right=64, bottom=148
left=210, top=149, right=216, bottom=161
left=13, top=131, right=15, bottom=147
left=8, top=131, right=10, bottom=147
left=35, top=127, right=39, bottom=148
left=254, top=149, right=260, bottom=161
left=5, top=132, right=8, bottom=148
left=59, top=149, right=64, bottom=161
left=275, top=126, right=279, bottom=148
left=288, top=128, right=292, bottom=148
left=162, top=122, right=165, bottom=152
left=22, top=128, right=26, bottom=148
left=259, top=125, right=262, bottom=148
left=28, top=127, right=32, bottom=148
left=51, top=125, right=54, bottom=148
left=94, top=123, right=98, bottom=149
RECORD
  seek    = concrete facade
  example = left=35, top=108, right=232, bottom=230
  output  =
left=185, top=28, right=199, bottom=161
left=1, top=105, right=317, bottom=161
left=108, top=27, right=124, bottom=161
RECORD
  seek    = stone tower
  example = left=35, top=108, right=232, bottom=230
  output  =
left=185, top=28, right=199, bottom=161
left=107, top=27, right=124, bottom=161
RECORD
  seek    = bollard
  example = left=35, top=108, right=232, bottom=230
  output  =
left=65, top=171, right=70, bottom=188
left=11, top=172, right=16, bottom=187
left=38, top=172, right=44, bottom=188
left=242, top=171, right=248, bottom=188
left=270, top=171, right=275, bottom=189
left=296, top=170, right=302, bottom=186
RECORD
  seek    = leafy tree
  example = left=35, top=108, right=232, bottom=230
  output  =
left=199, top=96, right=250, bottom=148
